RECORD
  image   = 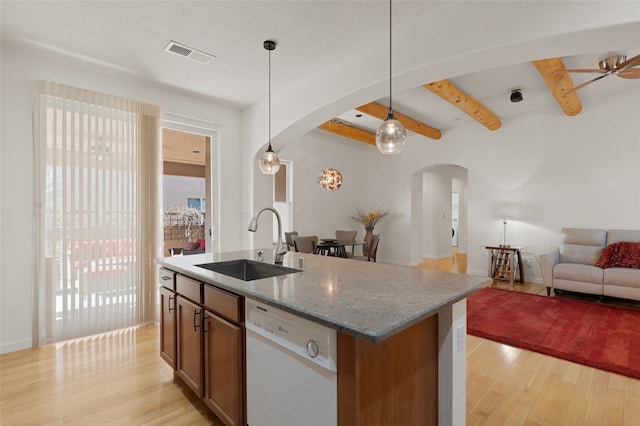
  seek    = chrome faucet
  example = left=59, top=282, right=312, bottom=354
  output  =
left=248, top=207, right=287, bottom=264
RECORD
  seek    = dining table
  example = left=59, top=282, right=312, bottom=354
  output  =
left=314, top=239, right=364, bottom=258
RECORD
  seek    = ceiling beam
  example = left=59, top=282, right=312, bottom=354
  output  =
left=423, top=79, right=502, bottom=131
left=355, top=102, right=442, bottom=140
left=531, top=58, right=582, bottom=116
left=319, top=120, right=376, bottom=146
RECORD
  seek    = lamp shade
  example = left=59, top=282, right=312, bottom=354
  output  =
left=376, top=112, right=406, bottom=154
left=493, top=203, right=520, bottom=220
left=259, top=146, right=280, bottom=174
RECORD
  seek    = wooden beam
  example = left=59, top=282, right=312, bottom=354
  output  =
left=531, top=58, right=582, bottom=116
left=319, top=120, right=376, bottom=146
left=423, top=79, right=502, bottom=131
left=356, top=102, right=442, bottom=140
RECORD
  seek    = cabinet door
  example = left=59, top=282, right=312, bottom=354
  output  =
left=177, top=296, right=204, bottom=398
left=204, top=310, right=244, bottom=426
left=159, top=286, right=177, bottom=369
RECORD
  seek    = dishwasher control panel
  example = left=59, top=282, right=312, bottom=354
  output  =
left=245, top=299, right=337, bottom=372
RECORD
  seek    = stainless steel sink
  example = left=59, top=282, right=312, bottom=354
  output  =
left=195, top=259, right=301, bottom=281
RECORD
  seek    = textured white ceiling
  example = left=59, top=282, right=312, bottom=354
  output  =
left=2, top=1, right=639, bottom=138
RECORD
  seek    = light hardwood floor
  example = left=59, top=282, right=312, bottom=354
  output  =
left=0, top=326, right=223, bottom=425
left=420, top=248, right=640, bottom=425
left=2, top=254, right=639, bottom=425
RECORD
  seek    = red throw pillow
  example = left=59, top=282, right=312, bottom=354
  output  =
left=184, top=241, right=200, bottom=250
left=596, top=242, right=640, bottom=269
left=196, top=238, right=206, bottom=250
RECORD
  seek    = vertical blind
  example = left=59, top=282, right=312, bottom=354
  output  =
left=32, top=81, right=162, bottom=345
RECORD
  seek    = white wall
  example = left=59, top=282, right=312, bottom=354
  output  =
left=282, top=86, right=640, bottom=278
left=0, top=45, right=245, bottom=353
left=280, top=129, right=371, bottom=243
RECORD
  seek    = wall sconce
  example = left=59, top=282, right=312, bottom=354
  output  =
left=318, top=168, right=343, bottom=191
left=493, top=203, right=520, bottom=247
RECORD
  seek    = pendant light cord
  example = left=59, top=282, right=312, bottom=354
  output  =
left=388, top=0, right=393, bottom=112
left=268, top=47, right=272, bottom=150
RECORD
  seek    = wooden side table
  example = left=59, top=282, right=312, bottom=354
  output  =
left=485, top=246, right=524, bottom=288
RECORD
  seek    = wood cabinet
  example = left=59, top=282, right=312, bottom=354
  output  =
left=160, top=269, right=245, bottom=425
left=338, top=314, right=438, bottom=426
left=204, top=310, right=244, bottom=426
left=159, top=286, right=177, bottom=369
left=159, top=268, right=177, bottom=369
left=177, top=295, right=204, bottom=398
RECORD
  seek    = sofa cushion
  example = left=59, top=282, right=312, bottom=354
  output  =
left=604, top=267, right=640, bottom=288
left=554, top=263, right=603, bottom=284
left=606, top=229, right=640, bottom=245
left=559, top=244, right=604, bottom=266
left=559, top=228, right=606, bottom=265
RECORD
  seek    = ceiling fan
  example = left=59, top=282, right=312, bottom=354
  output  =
left=556, top=52, right=640, bottom=96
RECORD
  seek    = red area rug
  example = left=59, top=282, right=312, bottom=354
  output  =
left=467, top=287, right=640, bottom=380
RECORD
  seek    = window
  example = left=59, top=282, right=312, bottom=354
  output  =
left=33, top=81, right=162, bottom=344
left=187, top=197, right=206, bottom=212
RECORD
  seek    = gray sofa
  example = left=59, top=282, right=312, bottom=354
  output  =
left=540, top=228, right=640, bottom=300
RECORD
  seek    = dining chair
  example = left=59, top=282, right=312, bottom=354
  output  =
left=284, top=231, right=298, bottom=251
left=292, top=235, right=318, bottom=253
left=335, top=230, right=357, bottom=257
left=352, top=234, right=379, bottom=262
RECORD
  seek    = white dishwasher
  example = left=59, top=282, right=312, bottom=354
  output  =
left=245, top=298, right=337, bottom=426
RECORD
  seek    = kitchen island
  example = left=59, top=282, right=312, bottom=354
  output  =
left=156, top=249, right=490, bottom=426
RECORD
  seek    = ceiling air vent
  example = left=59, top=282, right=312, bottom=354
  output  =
left=164, top=41, right=214, bottom=64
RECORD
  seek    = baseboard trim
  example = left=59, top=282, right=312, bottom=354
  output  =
left=1, top=338, right=32, bottom=355
left=467, top=268, right=543, bottom=284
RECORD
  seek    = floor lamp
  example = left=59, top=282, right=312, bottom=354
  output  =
left=493, top=203, right=520, bottom=248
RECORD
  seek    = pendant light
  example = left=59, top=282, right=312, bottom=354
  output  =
left=259, top=40, right=281, bottom=174
left=376, top=0, right=406, bottom=154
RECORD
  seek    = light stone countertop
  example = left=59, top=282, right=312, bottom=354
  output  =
left=155, top=249, right=490, bottom=343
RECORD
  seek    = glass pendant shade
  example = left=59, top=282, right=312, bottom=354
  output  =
left=376, top=110, right=406, bottom=154
left=259, top=145, right=280, bottom=174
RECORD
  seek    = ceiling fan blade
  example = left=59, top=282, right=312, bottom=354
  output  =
left=617, top=54, right=640, bottom=71
left=554, top=68, right=607, bottom=75
left=564, top=73, right=609, bottom=96
left=616, top=68, right=640, bottom=79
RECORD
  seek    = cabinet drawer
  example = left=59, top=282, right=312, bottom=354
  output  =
left=204, top=285, right=241, bottom=323
left=158, top=268, right=175, bottom=290
left=177, top=274, right=202, bottom=304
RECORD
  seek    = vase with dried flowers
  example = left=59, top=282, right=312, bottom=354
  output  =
left=350, top=206, right=390, bottom=257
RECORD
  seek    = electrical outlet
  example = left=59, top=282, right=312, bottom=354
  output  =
left=456, top=323, right=466, bottom=352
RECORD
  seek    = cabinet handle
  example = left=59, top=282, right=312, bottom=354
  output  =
left=161, top=276, right=171, bottom=281
left=168, top=295, right=174, bottom=312
left=193, top=309, right=201, bottom=331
